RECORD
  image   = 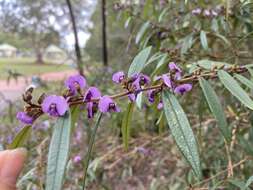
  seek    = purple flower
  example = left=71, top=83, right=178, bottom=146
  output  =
left=174, top=84, right=192, bottom=95
left=168, top=62, right=182, bottom=80
left=83, top=87, right=101, bottom=101
left=157, top=101, right=163, bottom=110
left=203, top=9, right=211, bottom=17
left=16, top=112, right=34, bottom=124
left=132, top=73, right=150, bottom=91
left=157, top=74, right=172, bottom=88
left=73, top=155, right=82, bottom=164
left=98, top=96, right=120, bottom=113
left=65, top=75, right=86, bottom=94
left=112, top=71, right=125, bottom=84
left=42, top=95, right=69, bottom=117
left=192, top=8, right=202, bottom=15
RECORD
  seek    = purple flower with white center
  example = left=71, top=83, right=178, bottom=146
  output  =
left=98, top=96, right=120, bottom=113
left=42, top=95, right=69, bottom=117
left=174, top=84, right=192, bottom=95
left=73, top=155, right=82, bottom=164
left=203, top=9, right=211, bottom=17
left=192, top=8, right=202, bottom=15
left=112, top=71, right=125, bottom=84
left=132, top=73, right=150, bottom=91
left=16, top=112, right=34, bottom=124
left=83, top=87, right=101, bottom=101
left=157, top=101, right=163, bottom=110
left=64, top=75, right=86, bottom=94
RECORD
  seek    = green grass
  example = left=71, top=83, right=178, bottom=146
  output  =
left=0, top=57, right=74, bottom=79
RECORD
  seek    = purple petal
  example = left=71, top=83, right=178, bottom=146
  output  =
left=73, top=155, right=82, bottom=163
left=16, top=112, right=34, bottom=124
left=86, top=102, right=98, bottom=119
left=98, top=96, right=120, bottom=113
left=147, top=90, right=156, bottom=103
left=168, top=62, right=182, bottom=73
left=83, top=87, right=101, bottom=101
left=42, top=95, right=68, bottom=117
left=64, top=75, right=86, bottom=94
left=161, top=74, right=172, bottom=88
left=157, top=102, right=163, bottom=110
left=192, top=8, right=202, bottom=15
left=174, top=84, right=192, bottom=95
left=203, top=9, right=211, bottom=17
left=128, top=93, right=136, bottom=102
left=56, top=96, right=69, bottom=116
left=112, top=71, right=125, bottom=84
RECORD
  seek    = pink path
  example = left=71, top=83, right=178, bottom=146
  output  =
left=0, top=70, right=78, bottom=108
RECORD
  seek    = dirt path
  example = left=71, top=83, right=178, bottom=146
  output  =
left=0, top=70, right=78, bottom=110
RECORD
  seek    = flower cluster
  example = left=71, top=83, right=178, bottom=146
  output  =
left=191, top=7, right=223, bottom=18
left=17, top=62, right=192, bottom=125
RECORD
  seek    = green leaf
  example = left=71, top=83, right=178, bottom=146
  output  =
left=218, top=70, right=253, bottom=110
left=135, top=21, right=150, bottom=44
left=228, top=179, right=246, bottom=190
left=162, top=91, right=201, bottom=178
left=158, top=7, right=169, bottom=22
left=199, top=78, right=231, bottom=142
left=124, top=17, right=132, bottom=28
left=128, top=46, right=152, bottom=77
left=235, top=74, right=253, bottom=90
left=82, top=113, right=103, bottom=189
left=181, top=34, right=194, bottom=55
left=8, top=125, right=32, bottom=149
left=46, top=113, right=72, bottom=190
left=121, top=102, right=134, bottom=150
left=200, top=30, right=209, bottom=51
left=245, top=176, right=253, bottom=189
left=194, top=60, right=231, bottom=70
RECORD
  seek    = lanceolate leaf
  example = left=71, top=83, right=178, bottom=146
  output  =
left=46, top=112, right=72, bottom=190
left=135, top=21, right=150, bottom=44
left=8, top=125, right=32, bottom=149
left=199, top=78, right=231, bottom=142
left=235, top=74, right=253, bottom=90
left=200, top=30, right=209, bottom=51
left=218, top=70, right=253, bottom=110
left=121, top=102, right=134, bottom=150
left=162, top=91, right=201, bottom=178
left=128, top=46, right=152, bottom=77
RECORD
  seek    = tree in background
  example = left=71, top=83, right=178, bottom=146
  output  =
left=0, top=0, right=95, bottom=64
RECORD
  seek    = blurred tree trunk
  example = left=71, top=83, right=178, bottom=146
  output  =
left=36, top=49, right=44, bottom=64
left=102, top=0, right=108, bottom=66
left=66, top=0, right=84, bottom=76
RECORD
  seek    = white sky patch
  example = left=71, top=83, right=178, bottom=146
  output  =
left=65, top=31, right=91, bottom=49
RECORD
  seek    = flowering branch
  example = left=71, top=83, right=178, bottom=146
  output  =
left=16, top=62, right=248, bottom=125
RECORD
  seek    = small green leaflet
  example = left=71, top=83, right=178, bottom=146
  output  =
left=135, top=21, right=150, bottom=44
left=46, top=113, right=72, bottom=190
left=121, top=102, right=134, bottom=150
left=199, top=78, right=231, bottom=142
left=235, top=74, right=253, bottom=90
left=8, top=125, right=32, bottom=149
left=162, top=91, right=201, bottom=178
left=128, top=46, right=152, bottom=77
left=218, top=70, right=253, bottom=110
left=200, top=30, right=209, bottom=51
